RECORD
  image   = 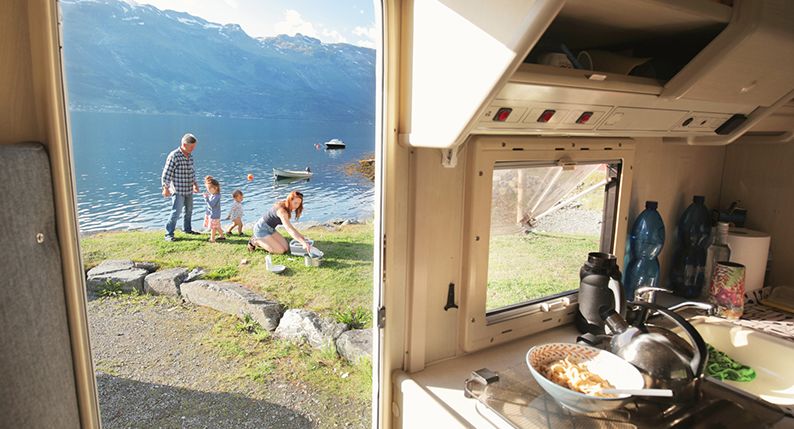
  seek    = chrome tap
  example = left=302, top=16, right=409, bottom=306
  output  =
left=633, top=287, right=715, bottom=325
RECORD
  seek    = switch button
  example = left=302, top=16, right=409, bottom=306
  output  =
left=493, top=108, right=513, bottom=122
left=576, top=111, right=594, bottom=124
left=537, top=109, right=556, bottom=123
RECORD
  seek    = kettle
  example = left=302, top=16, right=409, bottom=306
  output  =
left=602, top=301, right=708, bottom=404
left=575, top=252, right=625, bottom=334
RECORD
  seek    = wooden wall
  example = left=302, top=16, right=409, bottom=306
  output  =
left=406, top=137, right=727, bottom=369
left=721, top=142, right=794, bottom=286
left=0, top=0, right=41, bottom=145
left=628, top=138, right=726, bottom=288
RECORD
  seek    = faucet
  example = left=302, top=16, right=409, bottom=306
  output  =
left=633, top=287, right=716, bottom=325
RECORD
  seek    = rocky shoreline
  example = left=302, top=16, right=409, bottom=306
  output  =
left=86, top=258, right=372, bottom=364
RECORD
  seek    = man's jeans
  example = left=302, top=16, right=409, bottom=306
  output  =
left=165, top=193, right=194, bottom=237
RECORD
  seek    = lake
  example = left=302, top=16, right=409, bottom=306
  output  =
left=70, top=112, right=376, bottom=233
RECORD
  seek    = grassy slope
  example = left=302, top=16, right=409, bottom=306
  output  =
left=82, top=224, right=375, bottom=415
left=81, top=224, right=374, bottom=315
left=487, top=232, right=599, bottom=310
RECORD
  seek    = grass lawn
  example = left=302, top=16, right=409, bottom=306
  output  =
left=82, top=223, right=375, bottom=414
left=81, top=223, right=374, bottom=319
left=487, top=232, right=599, bottom=310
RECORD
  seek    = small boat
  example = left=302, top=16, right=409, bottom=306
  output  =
left=273, top=167, right=313, bottom=179
left=324, top=138, right=346, bottom=149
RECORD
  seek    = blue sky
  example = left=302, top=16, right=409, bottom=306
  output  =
left=134, top=0, right=378, bottom=48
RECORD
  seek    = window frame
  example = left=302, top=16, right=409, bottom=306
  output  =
left=460, top=136, right=635, bottom=352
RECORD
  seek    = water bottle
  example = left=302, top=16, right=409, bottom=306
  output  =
left=703, top=221, right=731, bottom=297
left=623, top=201, right=665, bottom=300
left=670, top=195, right=711, bottom=298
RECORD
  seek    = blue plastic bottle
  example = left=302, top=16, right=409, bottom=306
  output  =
left=623, top=201, right=666, bottom=300
left=670, top=195, right=711, bottom=298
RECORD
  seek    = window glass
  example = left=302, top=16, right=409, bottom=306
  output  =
left=486, top=162, right=619, bottom=312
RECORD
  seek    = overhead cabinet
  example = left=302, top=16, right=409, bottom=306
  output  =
left=401, top=0, right=794, bottom=149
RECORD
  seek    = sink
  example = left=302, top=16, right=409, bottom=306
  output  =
left=689, top=317, right=794, bottom=412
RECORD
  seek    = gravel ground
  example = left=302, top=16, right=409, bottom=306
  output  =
left=534, top=205, right=603, bottom=236
left=88, top=296, right=369, bottom=429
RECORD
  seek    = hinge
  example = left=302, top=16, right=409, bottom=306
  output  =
left=377, top=306, right=386, bottom=328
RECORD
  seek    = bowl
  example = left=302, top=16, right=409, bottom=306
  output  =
left=526, top=343, right=644, bottom=414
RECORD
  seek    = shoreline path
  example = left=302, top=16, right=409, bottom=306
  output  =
left=88, top=295, right=369, bottom=428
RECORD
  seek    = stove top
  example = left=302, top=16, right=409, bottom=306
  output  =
left=464, top=364, right=785, bottom=428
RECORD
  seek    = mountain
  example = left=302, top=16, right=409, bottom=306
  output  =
left=59, top=0, right=375, bottom=121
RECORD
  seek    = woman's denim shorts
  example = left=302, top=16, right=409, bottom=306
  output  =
left=252, top=222, right=276, bottom=238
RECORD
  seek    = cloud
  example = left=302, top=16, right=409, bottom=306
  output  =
left=353, top=24, right=378, bottom=48
left=274, top=9, right=377, bottom=47
left=274, top=10, right=317, bottom=37
left=319, top=28, right=348, bottom=44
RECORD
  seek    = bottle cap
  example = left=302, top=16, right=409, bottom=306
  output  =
left=717, top=221, right=730, bottom=232
left=693, top=195, right=705, bottom=204
left=645, top=201, right=658, bottom=210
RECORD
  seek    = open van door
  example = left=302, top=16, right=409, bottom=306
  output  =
left=1, top=1, right=101, bottom=427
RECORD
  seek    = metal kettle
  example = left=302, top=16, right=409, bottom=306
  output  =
left=602, top=301, right=708, bottom=404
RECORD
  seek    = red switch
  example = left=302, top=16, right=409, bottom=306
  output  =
left=576, top=111, right=593, bottom=124
left=537, top=109, right=555, bottom=123
left=493, top=108, right=513, bottom=122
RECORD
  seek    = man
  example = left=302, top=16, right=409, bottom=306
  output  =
left=161, top=133, right=200, bottom=241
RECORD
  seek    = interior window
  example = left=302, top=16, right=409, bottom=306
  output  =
left=486, top=161, right=621, bottom=313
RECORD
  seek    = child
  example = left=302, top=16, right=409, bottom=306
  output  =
left=226, top=189, right=245, bottom=235
left=203, top=176, right=226, bottom=242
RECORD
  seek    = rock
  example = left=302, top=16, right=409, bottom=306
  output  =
left=295, top=220, right=321, bottom=230
left=87, top=268, right=148, bottom=294
left=144, top=268, right=188, bottom=296
left=87, top=259, right=134, bottom=277
left=275, top=309, right=348, bottom=349
left=184, top=267, right=206, bottom=283
left=134, top=261, right=159, bottom=273
left=239, top=259, right=249, bottom=266
left=180, top=280, right=283, bottom=331
left=335, top=329, right=372, bottom=363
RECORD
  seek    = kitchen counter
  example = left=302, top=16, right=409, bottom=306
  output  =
left=393, top=321, right=794, bottom=428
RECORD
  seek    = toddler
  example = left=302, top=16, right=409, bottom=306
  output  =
left=226, top=189, right=245, bottom=235
left=203, top=176, right=226, bottom=242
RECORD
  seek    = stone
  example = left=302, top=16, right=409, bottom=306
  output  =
left=335, top=329, right=372, bottom=363
left=185, top=267, right=206, bottom=283
left=144, top=268, right=188, bottom=296
left=134, top=261, right=159, bottom=273
left=275, top=309, right=348, bottom=349
left=295, top=220, right=321, bottom=230
left=180, top=280, right=283, bottom=331
left=87, top=268, right=148, bottom=294
left=86, top=259, right=134, bottom=277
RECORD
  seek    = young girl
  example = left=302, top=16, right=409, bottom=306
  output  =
left=226, top=189, right=245, bottom=236
left=203, top=176, right=226, bottom=242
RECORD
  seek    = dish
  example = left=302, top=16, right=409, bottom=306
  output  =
left=526, top=343, right=644, bottom=414
left=265, top=255, right=287, bottom=274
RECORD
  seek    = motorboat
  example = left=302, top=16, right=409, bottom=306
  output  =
left=324, top=138, right=346, bottom=149
left=272, top=167, right=313, bottom=179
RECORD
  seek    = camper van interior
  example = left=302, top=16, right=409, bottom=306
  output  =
left=3, top=0, right=794, bottom=428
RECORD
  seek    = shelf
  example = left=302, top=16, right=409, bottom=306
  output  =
left=511, top=63, right=663, bottom=95
left=547, top=0, right=731, bottom=49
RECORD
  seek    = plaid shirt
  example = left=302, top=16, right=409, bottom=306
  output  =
left=161, top=148, right=196, bottom=195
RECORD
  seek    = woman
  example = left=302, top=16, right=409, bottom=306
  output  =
left=248, top=191, right=312, bottom=254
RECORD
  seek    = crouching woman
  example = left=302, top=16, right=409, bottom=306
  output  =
left=248, top=191, right=312, bottom=254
